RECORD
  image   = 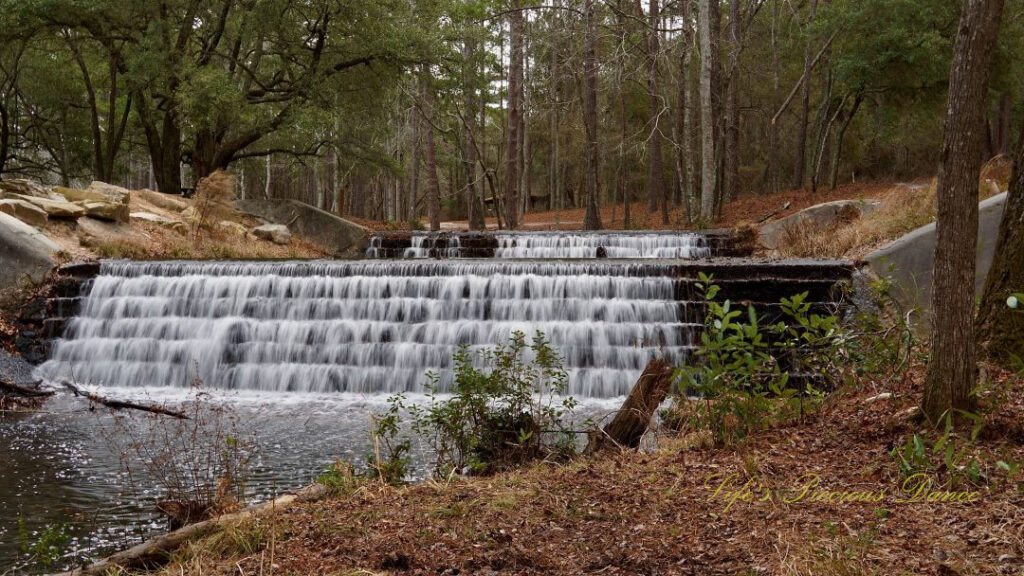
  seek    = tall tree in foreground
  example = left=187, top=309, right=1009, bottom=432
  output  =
left=922, top=0, right=1004, bottom=424
left=582, top=0, right=603, bottom=230
left=976, top=124, right=1024, bottom=365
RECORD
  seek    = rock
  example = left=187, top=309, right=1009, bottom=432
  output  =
left=79, top=200, right=125, bottom=222
left=0, top=211, right=58, bottom=294
left=55, top=182, right=130, bottom=222
left=181, top=206, right=201, bottom=225
left=759, top=199, right=881, bottom=250
left=135, top=188, right=190, bottom=212
left=130, top=211, right=188, bottom=234
left=0, top=179, right=61, bottom=200
left=12, top=194, right=86, bottom=220
left=864, top=392, right=893, bottom=403
left=252, top=223, right=291, bottom=245
left=217, top=220, right=248, bottom=236
left=0, top=198, right=48, bottom=227
left=236, top=198, right=370, bottom=255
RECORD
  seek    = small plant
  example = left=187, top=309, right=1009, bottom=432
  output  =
left=191, top=170, right=238, bottom=238
left=367, top=393, right=412, bottom=485
left=398, top=331, right=577, bottom=477
left=16, top=518, right=70, bottom=567
left=104, top=380, right=254, bottom=529
left=890, top=412, right=985, bottom=488
left=318, top=460, right=360, bottom=494
left=676, top=273, right=845, bottom=445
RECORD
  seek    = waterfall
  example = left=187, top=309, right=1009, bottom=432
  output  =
left=365, top=231, right=712, bottom=259
left=39, top=260, right=702, bottom=398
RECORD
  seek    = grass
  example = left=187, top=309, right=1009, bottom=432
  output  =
left=78, top=224, right=323, bottom=260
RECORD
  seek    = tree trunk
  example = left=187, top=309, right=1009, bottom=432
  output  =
left=646, top=0, right=667, bottom=223
left=584, top=358, right=673, bottom=453
left=792, top=0, right=819, bottom=191
left=698, top=0, right=718, bottom=221
left=829, top=95, right=862, bottom=190
left=505, top=0, right=524, bottom=229
left=410, top=101, right=421, bottom=224
left=767, top=0, right=780, bottom=194
left=421, top=66, right=441, bottom=231
left=976, top=123, right=1024, bottom=365
left=922, top=0, right=1004, bottom=425
left=583, top=0, right=603, bottom=230
left=462, top=41, right=486, bottom=230
left=683, top=1, right=698, bottom=222
left=723, top=0, right=740, bottom=203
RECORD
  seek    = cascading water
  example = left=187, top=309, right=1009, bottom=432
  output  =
left=365, top=231, right=712, bottom=259
left=39, top=260, right=701, bottom=398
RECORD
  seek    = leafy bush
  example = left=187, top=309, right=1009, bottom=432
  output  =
left=367, top=393, right=412, bottom=484
left=675, top=273, right=845, bottom=445
left=398, top=331, right=577, bottom=477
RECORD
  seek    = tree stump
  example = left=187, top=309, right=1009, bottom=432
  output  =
left=585, top=358, right=674, bottom=454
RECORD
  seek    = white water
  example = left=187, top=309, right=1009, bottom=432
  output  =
left=366, top=231, right=711, bottom=259
left=39, top=260, right=699, bottom=398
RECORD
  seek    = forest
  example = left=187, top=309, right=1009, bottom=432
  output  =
left=1, top=0, right=1021, bottom=227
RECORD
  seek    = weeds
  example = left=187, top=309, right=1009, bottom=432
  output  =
left=15, top=519, right=70, bottom=568
left=104, top=381, right=255, bottom=529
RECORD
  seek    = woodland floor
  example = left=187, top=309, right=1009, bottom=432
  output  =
left=139, top=356, right=1024, bottom=576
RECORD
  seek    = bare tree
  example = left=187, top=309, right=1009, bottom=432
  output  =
left=698, top=0, right=718, bottom=221
left=922, top=0, right=1004, bottom=424
left=583, top=0, right=603, bottom=230
left=505, top=0, right=524, bottom=229
left=420, top=65, right=441, bottom=231
left=646, top=0, right=667, bottom=224
left=791, top=0, right=819, bottom=190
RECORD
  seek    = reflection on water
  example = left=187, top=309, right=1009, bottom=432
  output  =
left=0, top=387, right=623, bottom=573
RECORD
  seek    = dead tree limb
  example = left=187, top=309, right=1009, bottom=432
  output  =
left=61, top=381, right=189, bottom=419
left=585, top=358, right=674, bottom=454
left=1, top=378, right=53, bottom=397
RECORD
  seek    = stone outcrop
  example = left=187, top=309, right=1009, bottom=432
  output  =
left=217, top=220, right=247, bottom=236
left=130, top=212, right=188, bottom=235
left=236, top=198, right=369, bottom=255
left=0, top=211, right=58, bottom=295
left=252, top=223, right=291, bottom=245
left=135, top=188, right=190, bottom=212
left=54, top=182, right=130, bottom=222
left=0, top=198, right=48, bottom=227
left=760, top=199, right=881, bottom=250
left=865, top=192, right=1006, bottom=322
left=13, top=194, right=86, bottom=220
left=0, top=179, right=61, bottom=201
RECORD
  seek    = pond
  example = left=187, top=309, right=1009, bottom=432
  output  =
left=0, top=387, right=624, bottom=573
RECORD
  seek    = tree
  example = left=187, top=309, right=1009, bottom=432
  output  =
left=921, top=0, right=1004, bottom=424
left=698, top=0, right=718, bottom=221
left=791, top=0, right=819, bottom=191
left=505, top=0, right=524, bottom=229
left=976, top=124, right=1024, bottom=365
left=582, top=0, right=602, bottom=230
left=420, top=66, right=442, bottom=231
left=645, top=0, right=667, bottom=224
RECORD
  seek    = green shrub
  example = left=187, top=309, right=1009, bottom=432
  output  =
left=676, top=273, right=845, bottom=445
left=400, top=330, right=577, bottom=477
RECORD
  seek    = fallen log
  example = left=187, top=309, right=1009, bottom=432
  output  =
left=61, top=381, right=189, bottom=419
left=585, top=358, right=674, bottom=454
left=50, top=483, right=329, bottom=576
left=755, top=201, right=792, bottom=224
left=0, top=378, right=53, bottom=397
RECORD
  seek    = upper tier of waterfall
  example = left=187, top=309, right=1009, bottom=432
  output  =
left=39, top=260, right=709, bottom=398
left=365, top=231, right=712, bottom=259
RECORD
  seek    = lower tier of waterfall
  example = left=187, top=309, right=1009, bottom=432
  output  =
left=38, top=260, right=714, bottom=398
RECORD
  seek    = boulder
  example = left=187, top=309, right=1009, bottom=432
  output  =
left=217, top=220, right=248, bottom=237
left=0, top=211, right=58, bottom=294
left=13, top=194, right=86, bottom=220
left=181, top=206, right=201, bottom=225
left=759, top=199, right=881, bottom=250
left=135, top=188, right=190, bottom=212
left=236, top=198, right=370, bottom=255
left=130, top=211, right=188, bottom=234
left=0, top=199, right=48, bottom=227
left=252, top=223, right=291, bottom=245
left=0, top=179, right=62, bottom=201
left=55, top=182, right=130, bottom=222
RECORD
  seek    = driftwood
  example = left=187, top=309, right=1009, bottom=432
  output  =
left=51, top=483, right=329, bottom=576
left=0, top=378, right=54, bottom=397
left=585, top=358, right=674, bottom=454
left=756, top=201, right=792, bottom=224
left=61, top=381, right=189, bottom=419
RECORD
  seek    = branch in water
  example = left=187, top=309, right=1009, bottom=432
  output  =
left=61, top=381, right=189, bottom=419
